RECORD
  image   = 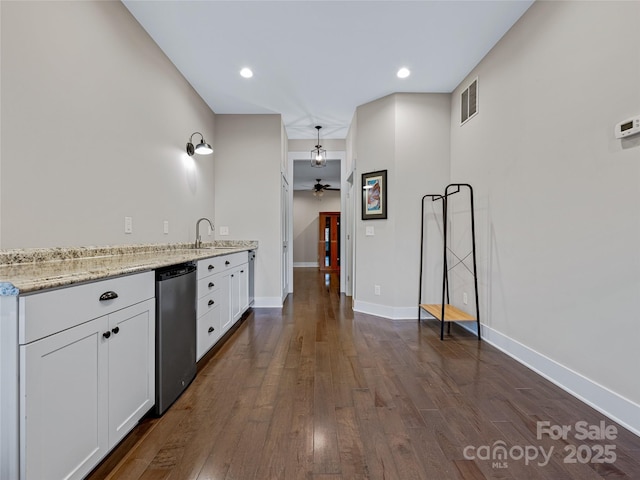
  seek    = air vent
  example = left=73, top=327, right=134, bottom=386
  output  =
left=460, top=78, right=478, bottom=125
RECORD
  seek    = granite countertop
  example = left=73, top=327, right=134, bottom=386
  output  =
left=0, top=241, right=257, bottom=295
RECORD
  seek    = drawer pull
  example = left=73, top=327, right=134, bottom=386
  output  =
left=225, top=260, right=230, bottom=266
left=103, top=331, right=111, bottom=339
left=208, top=300, right=215, bottom=306
left=112, top=326, right=120, bottom=335
left=99, top=291, right=118, bottom=301
left=208, top=282, right=214, bottom=288
left=208, top=265, right=214, bottom=270
left=208, top=326, right=215, bottom=333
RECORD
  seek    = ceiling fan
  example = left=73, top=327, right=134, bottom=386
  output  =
left=311, top=179, right=339, bottom=197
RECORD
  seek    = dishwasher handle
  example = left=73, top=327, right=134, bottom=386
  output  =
left=156, top=263, right=196, bottom=281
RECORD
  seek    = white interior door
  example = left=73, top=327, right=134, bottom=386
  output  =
left=281, top=175, right=290, bottom=301
left=345, top=175, right=355, bottom=297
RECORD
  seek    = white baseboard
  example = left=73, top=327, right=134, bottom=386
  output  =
left=353, top=300, right=417, bottom=320
left=252, top=297, right=282, bottom=308
left=457, top=322, right=640, bottom=438
left=293, top=262, right=318, bottom=268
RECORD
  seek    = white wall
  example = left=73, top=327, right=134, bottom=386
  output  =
left=450, top=0, right=640, bottom=433
left=293, top=190, right=341, bottom=266
left=395, top=94, right=451, bottom=309
left=214, top=114, right=284, bottom=307
left=0, top=1, right=216, bottom=248
left=353, top=93, right=451, bottom=318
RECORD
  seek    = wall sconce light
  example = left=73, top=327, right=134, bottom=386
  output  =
left=186, top=132, right=213, bottom=156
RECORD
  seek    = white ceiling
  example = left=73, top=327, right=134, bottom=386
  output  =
left=122, top=0, right=533, bottom=141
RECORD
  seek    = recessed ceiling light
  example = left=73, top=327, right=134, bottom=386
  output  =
left=240, top=67, right=253, bottom=78
left=397, top=67, right=411, bottom=79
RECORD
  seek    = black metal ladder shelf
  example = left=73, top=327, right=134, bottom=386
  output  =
left=418, top=183, right=481, bottom=340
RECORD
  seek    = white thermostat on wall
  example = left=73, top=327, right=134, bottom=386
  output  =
left=614, top=114, right=640, bottom=139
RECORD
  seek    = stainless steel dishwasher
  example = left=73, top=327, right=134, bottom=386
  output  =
left=154, top=262, right=197, bottom=415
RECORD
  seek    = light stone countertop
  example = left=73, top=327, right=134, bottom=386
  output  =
left=0, top=241, right=258, bottom=295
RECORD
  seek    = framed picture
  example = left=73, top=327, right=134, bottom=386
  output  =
left=361, top=170, right=387, bottom=220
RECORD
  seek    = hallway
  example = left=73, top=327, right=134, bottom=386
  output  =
left=88, top=268, right=640, bottom=479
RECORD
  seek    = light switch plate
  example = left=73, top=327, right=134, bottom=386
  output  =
left=366, top=226, right=374, bottom=236
left=163, top=221, right=169, bottom=234
left=220, top=226, right=229, bottom=236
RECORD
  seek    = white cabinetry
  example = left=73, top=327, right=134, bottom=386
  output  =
left=195, top=268, right=226, bottom=361
left=239, top=265, right=249, bottom=315
left=18, top=272, right=155, bottom=480
left=107, top=299, right=155, bottom=444
left=229, top=264, right=249, bottom=323
left=196, top=252, right=249, bottom=360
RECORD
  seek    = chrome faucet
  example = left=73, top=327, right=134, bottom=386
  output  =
left=195, top=217, right=214, bottom=248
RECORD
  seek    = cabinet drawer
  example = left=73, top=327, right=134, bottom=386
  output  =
left=19, top=271, right=154, bottom=344
left=197, top=288, right=223, bottom=315
left=197, top=252, right=248, bottom=279
left=223, top=251, right=248, bottom=269
left=196, top=307, right=221, bottom=361
left=197, top=275, right=221, bottom=299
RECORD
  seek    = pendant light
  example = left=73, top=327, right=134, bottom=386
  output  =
left=310, top=125, right=327, bottom=168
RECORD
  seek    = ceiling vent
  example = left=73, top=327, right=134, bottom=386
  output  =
left=460, top=78, right=478, bottom=125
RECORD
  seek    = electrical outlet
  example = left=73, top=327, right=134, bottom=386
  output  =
left=220, top=226, right=229, bottom=236
left=463, top=292, right=468, bottom=305
left=374, top=285, right=381, bottom=296
left=163, top=220, right=169, bottom=234
left=124, top=216, right=132, bottom=234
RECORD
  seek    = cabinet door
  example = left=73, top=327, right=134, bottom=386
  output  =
left=108, top=299, right=155, bottom=446
left=220, top=273, right=233, bottom=333
left=238, top=264, right=249, bottom=314
left=229, top=268, right=241, bottom=324
left=21, top=317, right=109, bottom=480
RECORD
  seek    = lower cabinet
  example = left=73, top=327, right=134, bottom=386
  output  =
left=19, top=273, right=155, bottom=480
left=196, top=285, right=225, bottom=360
left=230, top=264, right=249, bottom=324
left=107, top=300, right=155, bottom=445
left=21, top=314, right=109, bottom=480
left=196, top=252, right=250, bottom=360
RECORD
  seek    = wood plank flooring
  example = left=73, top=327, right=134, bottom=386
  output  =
left=87, top=268, right=640, bottom=479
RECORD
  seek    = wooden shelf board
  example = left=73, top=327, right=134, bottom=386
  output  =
left=419, top=304, right=476, bottom=322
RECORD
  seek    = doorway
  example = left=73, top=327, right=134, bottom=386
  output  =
left=288, top=150, right=347, bottom=293
left=281, top=175, right=290, bottom=301
left=318, top=212, right=340, bottom=272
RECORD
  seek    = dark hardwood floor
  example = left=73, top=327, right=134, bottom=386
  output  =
left=87, top=268, right=640, bottom=479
